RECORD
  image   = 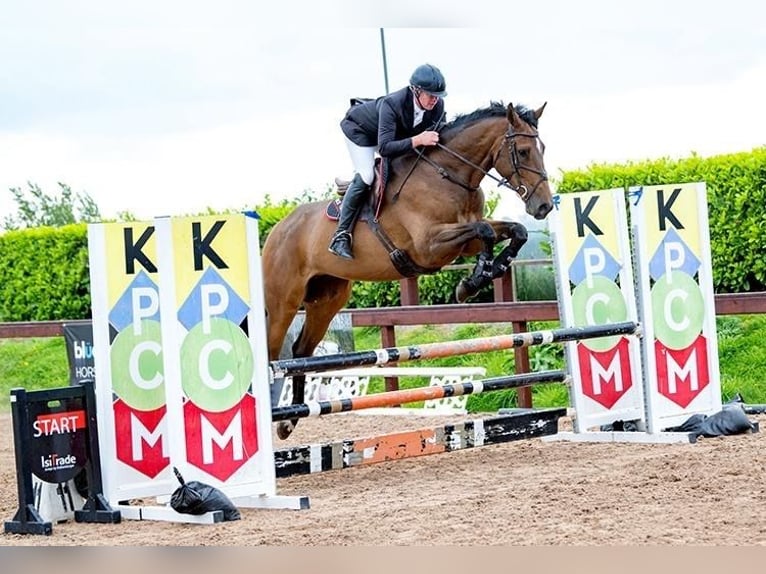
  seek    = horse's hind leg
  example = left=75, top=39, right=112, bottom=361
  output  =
left=276, top=276, right=354, bottom=440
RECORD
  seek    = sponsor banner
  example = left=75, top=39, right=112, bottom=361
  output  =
left=549, top=189, right=646, bottom=431
left=28, top=399, right=88, bottom=484
left=63, top=322, right=95, bottom=386
left=88, top=221, right=173, bottom=501
left=156, top=214, right=278, bottom=496
left=629, top=182, right=722, bottom=431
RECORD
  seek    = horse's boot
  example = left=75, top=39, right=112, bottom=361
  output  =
left=329, top=173, right=369, bottom=259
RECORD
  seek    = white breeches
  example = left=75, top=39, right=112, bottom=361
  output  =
left=345, top=137, right=377, bottom=185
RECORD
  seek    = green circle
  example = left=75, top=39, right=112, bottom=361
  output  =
left=650, top=271, right=705, bottom=349
left=180, top=318, right=254, bottom=411
left=571, top=276, right=628, bottom=351
left=110, top=319, right=165, bottom=410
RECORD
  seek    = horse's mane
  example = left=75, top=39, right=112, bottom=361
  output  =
left=440, top=101, right=537, bottom=142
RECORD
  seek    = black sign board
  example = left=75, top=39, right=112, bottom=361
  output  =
left=62, top=321, right=95, bottom=386
left=26, top=394, right=88, bottom=484
left=4, top=381, right=120, bottom=535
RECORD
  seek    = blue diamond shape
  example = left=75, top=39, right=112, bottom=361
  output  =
left=177, top=267, right=250, bottom=331
left=568, top=234, right=621, bottom=286
left=648, top=227, right=701, bottom=281
left=108, top=270, right=160, bottom=332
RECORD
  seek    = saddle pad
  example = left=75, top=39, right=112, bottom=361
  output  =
left=325, top=198, right=373, bottom=223
left=326, top=158, right=389, bottom=221
left=325, top=198, right=342, bottom=221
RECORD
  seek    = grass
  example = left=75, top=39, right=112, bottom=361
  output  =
left=345, top=316, right=766, bottom=411
left=1, top=315, right=765, bottom=413
left=355, top=322, right=567, bottom=411
left=0, top=337, right=71, bottom=410
left=715, top=315, right=766, bottom=404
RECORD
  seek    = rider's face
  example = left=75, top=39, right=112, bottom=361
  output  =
left=416, top=91, right=440, bottom=110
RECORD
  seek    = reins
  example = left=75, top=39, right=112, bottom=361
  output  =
left=399, top=124, right=549, bottom=205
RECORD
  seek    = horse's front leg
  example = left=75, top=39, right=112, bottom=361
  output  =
left=455, top=220, right=527, bottom=303
left=454, top=221, right=496, bottom=303
left=487, top=220, right=529, bottom=279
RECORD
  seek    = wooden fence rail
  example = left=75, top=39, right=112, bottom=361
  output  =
left=3, top=292, right=765, bottom=408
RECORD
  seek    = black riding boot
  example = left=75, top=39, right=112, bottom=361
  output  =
left=329, top=173, right=369, bottom=259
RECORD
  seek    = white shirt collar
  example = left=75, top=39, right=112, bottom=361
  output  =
left=412, top=92, right=425, bottom=127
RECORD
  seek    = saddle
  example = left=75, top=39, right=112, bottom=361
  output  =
left=324, top=157, right=440, bottom=278
left=325, top=157, right=389, bottom=223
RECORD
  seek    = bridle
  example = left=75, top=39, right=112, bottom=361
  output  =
left=496, top=127, right=549, bottom=203
left=412, top=123, right=548, bottom=205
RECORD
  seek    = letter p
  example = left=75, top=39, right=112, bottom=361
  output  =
left=201, top=284, right=229, bottom=334
left=583, top=247, right=605, bottom=288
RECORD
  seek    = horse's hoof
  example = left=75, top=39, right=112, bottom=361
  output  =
left=455, top=280, right=470, bottom=303
left=276, top=421, right=295, bottom=440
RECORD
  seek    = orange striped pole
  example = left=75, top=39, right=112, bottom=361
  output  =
left=271, top=369, right=568, bottom=421
left=271, top=321, right=638, bottom=377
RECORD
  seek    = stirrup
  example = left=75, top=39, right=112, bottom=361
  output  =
left=328, top=231, right=354, bottom=259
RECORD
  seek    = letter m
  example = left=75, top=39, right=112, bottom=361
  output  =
left=131, top=412, right=168, bottom=461
left=201, top=412, right=244, bottom=464
left=666, top=349, right=699, bottom=394
left=590, top=352, right=624, bottom=395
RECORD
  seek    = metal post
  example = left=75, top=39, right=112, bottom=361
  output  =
left=379, top=28, right=389, bottom=94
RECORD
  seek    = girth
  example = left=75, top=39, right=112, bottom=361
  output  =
left=324, top=199, right=441, bottom=278
left=365, top=217, right=442, bottom=278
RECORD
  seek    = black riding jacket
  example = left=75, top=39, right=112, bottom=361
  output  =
left=340, top=86, right=446, bottom=158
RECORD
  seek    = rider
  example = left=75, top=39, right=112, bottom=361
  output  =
left=328, top=63, right=448, bottom=259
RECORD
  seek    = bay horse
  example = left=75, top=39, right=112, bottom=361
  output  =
left=262, top=101, right=553, bottom=439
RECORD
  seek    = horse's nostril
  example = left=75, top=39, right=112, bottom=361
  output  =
left=536, top=203, right=553, bottom=220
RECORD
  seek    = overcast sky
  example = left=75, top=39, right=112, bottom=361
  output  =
left=1, top=1, right=764, bottom=221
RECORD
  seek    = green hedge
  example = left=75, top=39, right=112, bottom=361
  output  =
left=0, top=224, right=91, bottom=321
left=1, top=147, right=763, bottom=321
left=345, top=266, right=496, bottom=308
left=556, top=147, right=766, bottom=293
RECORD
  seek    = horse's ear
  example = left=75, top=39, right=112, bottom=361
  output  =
left=534, top=102, right=548, bottom=120
left=507, top=103, right=519, bottom=124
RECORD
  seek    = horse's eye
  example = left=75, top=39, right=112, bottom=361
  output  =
left=519, top=148, right=530, bottom=159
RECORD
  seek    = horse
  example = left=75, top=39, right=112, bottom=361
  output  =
left=262, top=101, right=553, bottom=439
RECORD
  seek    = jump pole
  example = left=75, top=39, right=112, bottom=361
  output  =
left=274, top=408, right=568, bottom=478
left=271, top=321, right=639, bottom=377
left=271, top=370, right=569, bottom=421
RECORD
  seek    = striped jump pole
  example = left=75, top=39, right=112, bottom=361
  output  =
left=270, top=321, right=639, bottom=377
left=271, top=369, right=569, bottom=422
left=274, top=408, right=568, bottom=478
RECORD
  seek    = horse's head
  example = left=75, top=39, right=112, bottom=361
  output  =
left=493, top=103, right=553, bottom=220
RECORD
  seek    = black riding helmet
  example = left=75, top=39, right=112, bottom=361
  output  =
left=409, top=64, right=447, bottom=97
